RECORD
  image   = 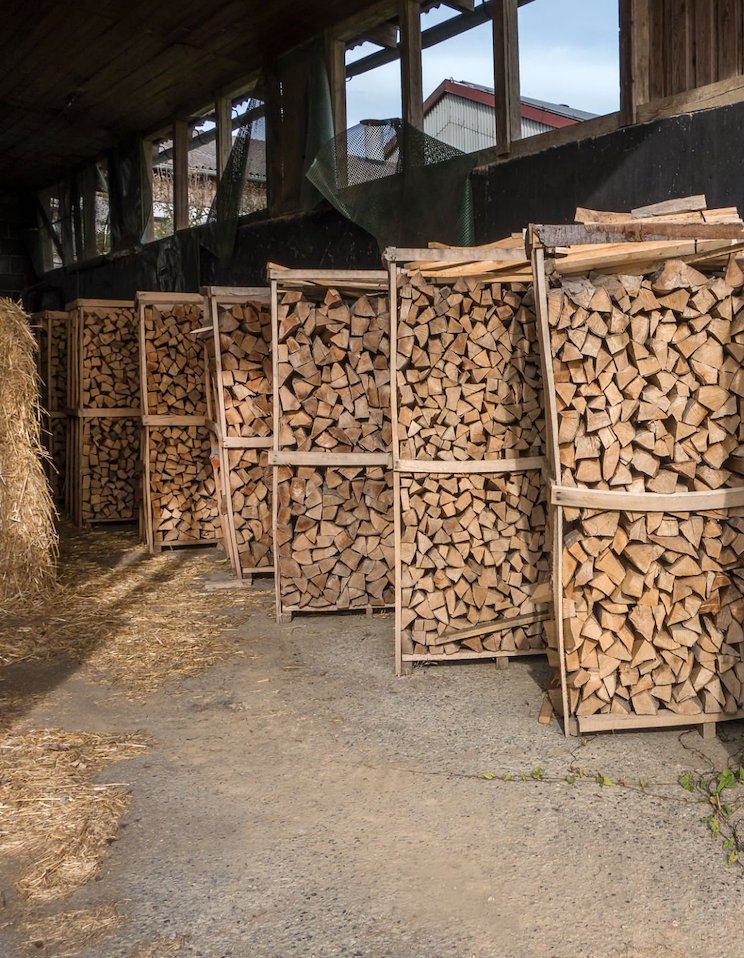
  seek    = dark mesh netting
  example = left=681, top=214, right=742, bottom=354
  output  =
left=201, top=96, right=264, bottom=262
left=306, top=119, right=476, bottom=249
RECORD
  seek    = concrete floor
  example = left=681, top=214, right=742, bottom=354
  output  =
left=3, top=542, right=744, bottom=958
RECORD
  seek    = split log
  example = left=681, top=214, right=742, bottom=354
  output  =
left=276, top=287, right=392, bottom=453
left=400, top=470, right=549, bottom=655
left=148, top=425, right=220, bottom=546
left=143, top=301, right=206, bottom=416
left=396, top=273, right=544, bottom=460
left=275, top=464, right=395, bottom=610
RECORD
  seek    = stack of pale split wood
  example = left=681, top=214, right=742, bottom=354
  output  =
left=385, top=243, right=550, bottom=673
left=269, top=268, right=395, bottom=621
left=33, top=311, right=68, bottom=505
left=65, top=300, right=140, bottom=526
left=199, top=287, right=273, bottom=581
left=531, top=194, right=744, bottom=735
left=139, top=293, right=219, bottom=551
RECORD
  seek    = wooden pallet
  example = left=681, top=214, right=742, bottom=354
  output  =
left=268, top=267, right=395, bottom=622
left=530, top=211, right=744, bottom=737
left=385, top=246, right=551, bottom=675
left=138, top=292, right=220, bottom=552
left=199, top=285, right=274, bottom=580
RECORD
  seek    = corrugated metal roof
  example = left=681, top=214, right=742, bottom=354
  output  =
left=425, top=78, right=597, bottom=122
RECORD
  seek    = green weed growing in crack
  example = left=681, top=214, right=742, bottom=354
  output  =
left=676, top=765, right=744, bottom=868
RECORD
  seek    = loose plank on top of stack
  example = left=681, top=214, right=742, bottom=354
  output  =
left=200, top=286, right=273, bottom=582
left=33, top=310, right=69, bottom=506
left=385, top=242, right=550, bottom=674
left=138, top=292, right=219, bottom=552
left=65, top=300, right=140, bottom=526
left=269, top=267, right=394, bottom=622
left=530, top=197, right=744, bottom=736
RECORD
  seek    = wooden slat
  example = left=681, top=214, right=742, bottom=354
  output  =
left=551, top=484, right=744, bottom=513
left=394, top=456, right=544, bottom=475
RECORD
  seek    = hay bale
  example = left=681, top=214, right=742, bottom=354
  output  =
left=0, top=299, right=57, bottom=608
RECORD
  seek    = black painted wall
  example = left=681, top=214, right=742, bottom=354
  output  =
left=21, top=98, right=744, bottom=306
left=26, top=208, right=381, bottom=312
left=0, top=190, right=34, bottom=299
left=473, top=100, right=744, bottom=241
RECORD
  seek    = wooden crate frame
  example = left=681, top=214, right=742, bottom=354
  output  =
left=63, top=299, right=140, bottom=527
left=138, top=292, right=219, bottom=552
left=531, top=227, right=744, bottom=737
left=199, top=286, right=274, bottom=582
left=386, top=247, right=550, bottom=675
left=32, top=310, right=69, bottom=504
left=269, top=268, right=395, bottom=623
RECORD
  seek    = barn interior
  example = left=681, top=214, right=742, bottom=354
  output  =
left=3, top=2, right=744, bottom=956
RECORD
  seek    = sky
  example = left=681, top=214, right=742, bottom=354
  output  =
left=345, top=0, right=620, bottom=128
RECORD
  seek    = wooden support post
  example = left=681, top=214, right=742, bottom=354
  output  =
left=173, top=120, right=189, bottom=232
left=81, top=168, right=98, bottom=261
left=215, top=95, right=232, bottom=178
left=399, top=0, right=423, bottom=130
left=620, top=0, right=650, bottom=123
left=492, top=0, right=520, bottom=154
left=264, top=67, right=284, bottom=218
left=325, top=30, right=348, bottom=188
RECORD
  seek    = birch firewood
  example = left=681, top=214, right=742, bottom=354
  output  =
left=275, top=465, right=395, bottom=610
left=149, top=425, right=220, bottom=545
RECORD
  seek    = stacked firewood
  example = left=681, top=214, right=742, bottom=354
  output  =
left=225, top=447, right=273, bottom=571
left=546, top=255, right=744, bottom=720
left=217, top=301, right=272, bottom=439
left=210, top=296, right=273, bottom=575
left=274, top=281, right=394, bottom=615
left=397, top=274, right=543, bottom=460
left=275, top=463, right=395, bottom=611
left=148, top=425, right=219, bottom=546
left=66, top=301, right=140, bottom=526
left=276, top=288, right=392, bottom=452
left=143, top=302, right=205, bottom=416
left=80, top=417, right=139, bottom=521
left=80, top=305, right=139, bottom=409
left=395, top=269, right=549, bottom=659
left=400, top=471, right=547, bottom=654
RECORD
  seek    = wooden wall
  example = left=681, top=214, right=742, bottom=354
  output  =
left=644, top=0, right=744, bottom=102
